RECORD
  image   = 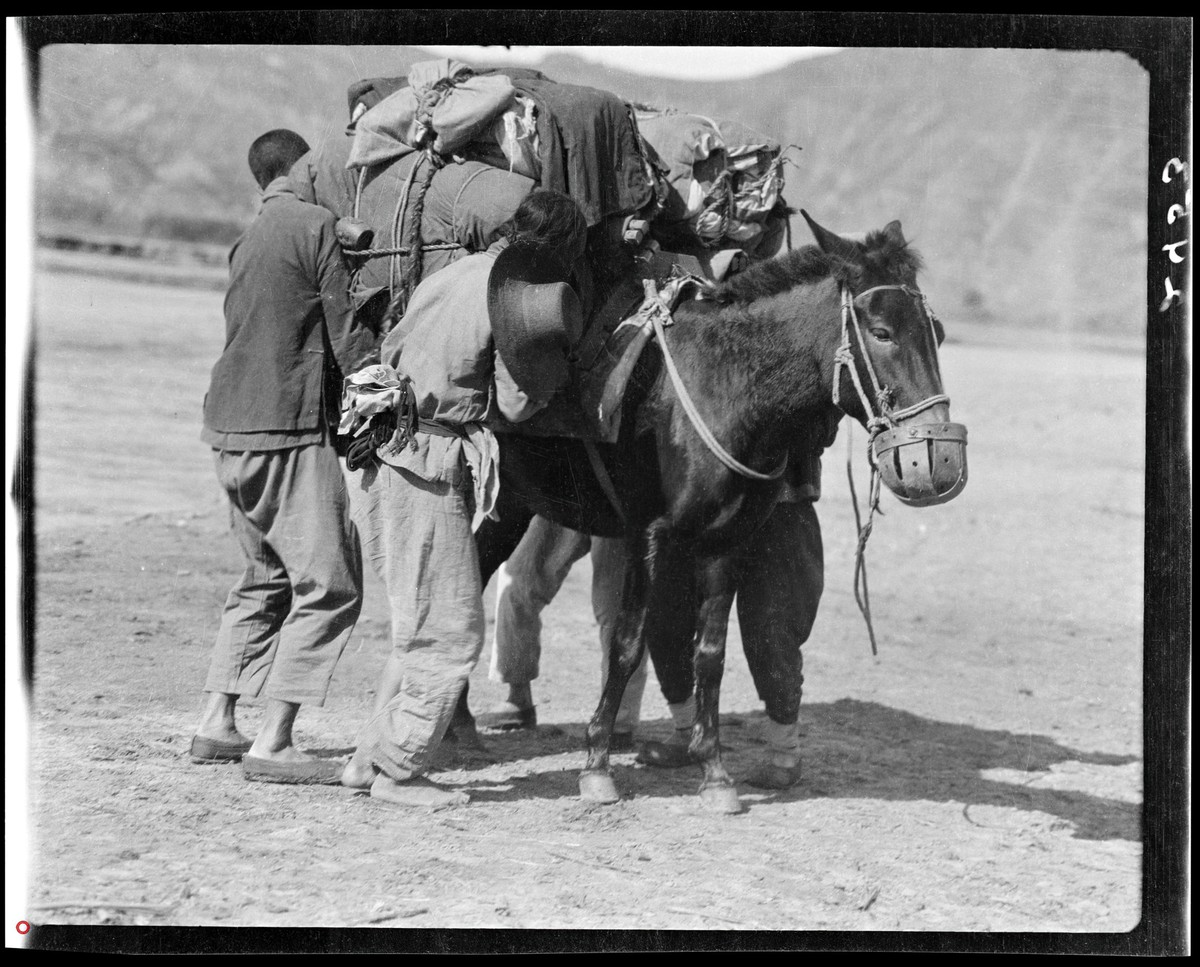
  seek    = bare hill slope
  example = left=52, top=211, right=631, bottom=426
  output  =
left=33, top=45, right=1147, bottom=335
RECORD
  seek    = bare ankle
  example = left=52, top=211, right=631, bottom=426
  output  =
left=197, top=692, right=241, bottom=738
left=341, top=753, right=378, bottom=789
left=251, top=699, right=301, bottom=754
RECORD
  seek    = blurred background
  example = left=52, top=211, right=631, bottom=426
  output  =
left=29, top=43, right=1148, bottom=342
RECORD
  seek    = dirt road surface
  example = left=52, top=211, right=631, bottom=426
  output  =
left=19, top=256, right=1145, bottom=941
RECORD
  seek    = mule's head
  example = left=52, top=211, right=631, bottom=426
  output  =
left=802, top=210, right=968, bottom=507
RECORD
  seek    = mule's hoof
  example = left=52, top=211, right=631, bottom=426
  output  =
left=578, top=770, right=621, bottom=804
left=699, top=782, right=743, bottom=814
left=743, top=760, right=802, bottom=790
left=636, top=740, right=695, bottom=769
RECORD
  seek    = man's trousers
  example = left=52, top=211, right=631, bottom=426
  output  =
left=204, top=444, right=363, bottom=706
left=489, top=516, right=650, bottom=733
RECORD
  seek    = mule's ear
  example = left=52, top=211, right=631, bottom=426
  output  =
left=883, top=220, right=906, bottom=245
left=800, top=210, right=857, bottom=258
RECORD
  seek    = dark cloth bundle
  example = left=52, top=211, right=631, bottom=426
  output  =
left=509, top=77, right=658, bottom=227
left=345, top=65, right=658, bottom=231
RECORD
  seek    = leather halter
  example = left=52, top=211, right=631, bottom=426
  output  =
left=833, top=280, right=953, bottom=657
left=647, top=270, right=960, bottom=656
left=834, top=281, right=950, bottom=439
left=649, top=276, right=949, bottom=486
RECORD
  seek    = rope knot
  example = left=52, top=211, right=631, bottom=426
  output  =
left=866, top=415, right=891, bottom=437
left=875, top=386, right=895, bottom=415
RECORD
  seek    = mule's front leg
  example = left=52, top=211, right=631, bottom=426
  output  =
left=578, top=527, right=654, bottom=804
left=691, top=554, right=742, bottom=814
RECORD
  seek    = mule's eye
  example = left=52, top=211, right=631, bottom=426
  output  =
left=870, top=328, right=892, bottom=342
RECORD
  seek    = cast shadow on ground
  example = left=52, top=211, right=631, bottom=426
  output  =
left=450, top=699, right=1140, bottom=841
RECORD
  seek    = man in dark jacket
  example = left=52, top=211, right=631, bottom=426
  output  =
left=190, top=129, right=375, bottom=784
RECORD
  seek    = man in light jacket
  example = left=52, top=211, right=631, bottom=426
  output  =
left=340, top=190, right=587, bottom=808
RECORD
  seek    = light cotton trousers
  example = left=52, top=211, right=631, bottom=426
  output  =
left=349, top=461, right=485, bottom=781
left=489, top=515, right=649, bottom=733
left=204, top=444, right=363, bottom=706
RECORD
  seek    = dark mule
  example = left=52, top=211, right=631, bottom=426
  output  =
left=472, top=212, right=968, bottom=812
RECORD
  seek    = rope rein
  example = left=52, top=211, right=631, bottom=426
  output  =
left=846, top=423, right=881, bottom=655
left=648, top=270, right=949, bottom=655
left=834, top=280, right=948, bottom=655
left=647, top=279, right=788, bottom=482
left=647, top=275, right=946, bottom=499
left=342, top=167, right=948, bottom=658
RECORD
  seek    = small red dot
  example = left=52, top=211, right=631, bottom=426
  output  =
left=16, top=921, right=30, bottom=934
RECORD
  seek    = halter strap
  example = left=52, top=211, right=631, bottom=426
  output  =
left=833, top=281, right=948, bottom=441
left=854, top=282, right=943, bottom=330
left=834, top=279, right=950, bottom=658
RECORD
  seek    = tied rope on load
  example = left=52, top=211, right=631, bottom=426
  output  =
left=340, top=133, right=463, bottom=322
left=342, top=150, right=462, bottom=262
left=337, top=62, right=522, bottom=280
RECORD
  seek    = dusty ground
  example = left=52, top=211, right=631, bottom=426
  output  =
left=18, top=254, right=1145, bottom=941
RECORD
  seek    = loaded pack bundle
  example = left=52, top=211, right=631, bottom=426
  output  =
left=301, top=57, right=798, bottom=440
left=291, top=58, right=660, bottom=325
left=634, top=109, right=793, bottom=259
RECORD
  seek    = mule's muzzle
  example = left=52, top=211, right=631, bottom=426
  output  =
left=872, top=421, right=968, bottom=507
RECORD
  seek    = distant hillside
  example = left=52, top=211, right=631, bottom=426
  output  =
left=32, top=45, right=1148, bottom=335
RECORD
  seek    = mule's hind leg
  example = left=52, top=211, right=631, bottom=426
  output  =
left=692, top=554, right=742, bottom=813
left=578, top=526, right=659, bottom=803
left=636, top=538, right=702, bottom=768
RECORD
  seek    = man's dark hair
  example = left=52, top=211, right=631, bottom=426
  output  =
left=503, top=189, right=588, bottom=259
left=248, top=129, right=310, bottom=190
